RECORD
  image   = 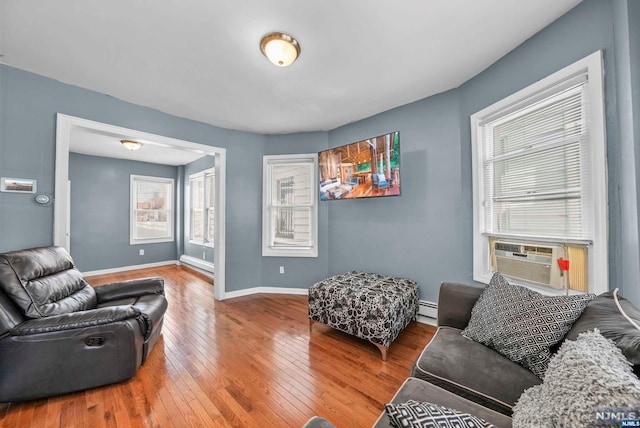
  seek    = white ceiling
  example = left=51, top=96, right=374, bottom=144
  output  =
left=70, top=128, right=206, bottom=166
left=1, top=0, right=582, bottom=135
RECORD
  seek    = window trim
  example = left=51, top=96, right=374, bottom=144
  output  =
left=187, top=168, right=215, bottom=248
left=470, top=51, right=607, bottom=295
left=262, top=153, right=318, bottom=258
left=130, top=174, right=175, bottom=245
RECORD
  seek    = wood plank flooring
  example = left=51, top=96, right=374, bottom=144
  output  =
left=0, top=265, right=435, bottom=427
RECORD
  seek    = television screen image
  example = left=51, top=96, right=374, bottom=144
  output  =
left=318, top=131, right=400, bottom=200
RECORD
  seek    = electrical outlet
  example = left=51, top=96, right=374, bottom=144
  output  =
left=279, top=266, right=285, bottom=274
left=139, top=249, right=144, bottom=256
left=203, top=252, right=206, bottom=260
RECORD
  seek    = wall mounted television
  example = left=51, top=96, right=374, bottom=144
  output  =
left=318, top=131, right=400, bottom=200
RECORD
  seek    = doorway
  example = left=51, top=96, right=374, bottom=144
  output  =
left=54, top=114, right=227, bottom=300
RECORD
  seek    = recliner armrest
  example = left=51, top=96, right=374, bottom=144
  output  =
left=95, top=277, right=165, bottom=304
left=11, top=306, right=140, bottom=336
left=437, top=282, right=485, bottom=329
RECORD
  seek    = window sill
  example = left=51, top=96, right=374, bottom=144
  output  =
left=475, top=271, right=588, bottom=296
left=188, top=240, right=214, bottom=249
left=262, top=247, right=318, bottom=258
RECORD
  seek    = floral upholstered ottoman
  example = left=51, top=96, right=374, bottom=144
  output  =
left=308, top=271, right=419, bottom=360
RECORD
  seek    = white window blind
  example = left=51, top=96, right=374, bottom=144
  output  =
left=481, top=78, right=590, bottom=242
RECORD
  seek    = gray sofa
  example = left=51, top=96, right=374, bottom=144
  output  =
left=305, top=279, right=640, bottom=427
left=410, top=281, right=541, bottom=416
left=372, top=281, right=525, bottom=428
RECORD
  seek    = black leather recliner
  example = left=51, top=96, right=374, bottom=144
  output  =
left=0, top=246, right=168, bottom=402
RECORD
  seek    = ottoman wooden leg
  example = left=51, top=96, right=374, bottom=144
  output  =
left=309, top=318, right=315, bottom=333
left=373, top=342, right=389, bottom=361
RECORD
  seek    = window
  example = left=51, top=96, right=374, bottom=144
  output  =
left=206, top=172, right=215, bottom=243
left=130, top=175, right=174, bottom=244
left=262, top=154, right=318, bottom=257
left=471, top=51, right=607, bottom=295
left=276, top=177, right=295, bottom=239
left=188, top=168, right=215, bottom=246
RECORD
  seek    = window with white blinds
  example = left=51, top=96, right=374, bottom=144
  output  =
left=482, top=82, right=588, bottom=241
left=471, top=51, right=608, bottom=294
left=262, top=154, right=318, bottom=257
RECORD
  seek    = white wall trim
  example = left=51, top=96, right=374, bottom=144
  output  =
left=223, top=288, right=439, bottom=327
left=55, top=114, right=227, bottom=300
left=416, top=315, right=437, bottom=327
left=178, top=261, right=214, bottom=279
left=82, top=260, right=177, bottom=277
left=225, top=287, right=308, bottom=299
left=179, top=255, right=214, bottom=273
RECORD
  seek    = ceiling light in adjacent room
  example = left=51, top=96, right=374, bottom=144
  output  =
left=121, top=139, right=142, bottom=151
left=260, top=32, right=301, bottom=67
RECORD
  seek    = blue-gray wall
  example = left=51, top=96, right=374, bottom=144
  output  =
left=182, top=155, right=215, bottom=263
left=611, top=0, right=640, bottom=305
left=0, top=63, right=265, bottom=293
left=324, top=0, right=639, bottom=303
left=69, top=153, right=178, bottom=271
left=1, top=0, right=638, bottom=303
left=326, top=91, right=464, bottom=302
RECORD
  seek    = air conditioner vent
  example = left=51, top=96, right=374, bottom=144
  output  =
left=494, top=242, right=521, bottom=253
left=491, top=240, right=565, bottom=289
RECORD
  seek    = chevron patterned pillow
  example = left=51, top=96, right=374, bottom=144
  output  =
left=384, top=400, right=495, bottom=428
left=462, top=272, right=594, bottom=378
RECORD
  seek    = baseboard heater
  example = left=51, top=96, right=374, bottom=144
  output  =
left=418, top=300, right=438, bottom=319
left=179, top=255, right=214, bottom=274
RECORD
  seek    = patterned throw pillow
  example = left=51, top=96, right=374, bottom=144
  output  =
left=384, top=400, right=495, bottom=428
left=462, top=273, right=594, bottom=379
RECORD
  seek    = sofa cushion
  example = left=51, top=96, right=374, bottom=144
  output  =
left=462, top=273, right=593, bottom=378
left=565, top=289, right=640, bottom=370
left=411, top=326, right=541, bottom=415
left=384, top=400, right=496, bottom=428
left=512, top=330, right=640, bottom=427
left=0, top=246, right=97, bottom=318
left=374, top=378, right=512, bottom=428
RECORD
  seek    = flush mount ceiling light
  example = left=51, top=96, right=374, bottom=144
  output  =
left=260, top=32, right=301, bottom=67
left=121, top=139, right=142, bottom=151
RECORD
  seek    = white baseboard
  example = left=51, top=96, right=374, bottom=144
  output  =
left=416, top=314, right=437, bottom=327
left=224, top=291, right=439, bottom=326
left=179, top=255, right=214, bottom=273
left=82, top=260, right=177, bottom=277
left=225, top=287, right=308, bottom=299
left=178, top=262, right=214, bottom=279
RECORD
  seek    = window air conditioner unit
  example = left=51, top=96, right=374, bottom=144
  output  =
left=491, top=241, right=565, bottom=289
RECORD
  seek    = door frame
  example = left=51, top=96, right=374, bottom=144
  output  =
left=54, top=113, right=227, bottom=300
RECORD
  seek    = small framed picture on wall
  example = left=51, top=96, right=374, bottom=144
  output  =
left=1, top=177, right=37, bottom=193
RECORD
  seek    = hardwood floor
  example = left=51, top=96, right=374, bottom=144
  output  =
left=0, top=265, right=435, bottom=427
